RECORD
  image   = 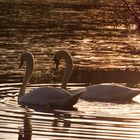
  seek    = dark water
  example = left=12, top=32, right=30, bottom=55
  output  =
left=0, top=0, right=140, bottom=139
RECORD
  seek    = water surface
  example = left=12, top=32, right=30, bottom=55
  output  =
left=0, top=83, right=140, bottom=140
left=0, top=0, right=140, bottom=139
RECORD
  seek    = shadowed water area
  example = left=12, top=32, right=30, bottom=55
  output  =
left=0, top=0, right=140, bottom=139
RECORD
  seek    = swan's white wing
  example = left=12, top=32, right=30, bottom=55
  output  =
left=81, top=83, right=140, bottom=101
left=30, top=86, right=71, bottom=98
left=19, top=87, right=72, bottom=106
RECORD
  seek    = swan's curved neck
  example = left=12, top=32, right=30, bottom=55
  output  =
left=18, top=58, right=34, bottom=100
left=58, top=51, right=73, bottom=89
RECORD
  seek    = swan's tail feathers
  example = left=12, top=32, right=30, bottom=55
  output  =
left=65, top=89, right=85, bottom=107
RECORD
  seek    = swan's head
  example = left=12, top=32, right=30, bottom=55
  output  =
left=53, top=50, right=72, bottom=72
left=20, top=51, right=34, bottom=68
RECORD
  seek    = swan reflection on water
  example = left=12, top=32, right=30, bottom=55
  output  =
left=17, top=104, right=139, bottom=140
left=18, top=110, right=32, bottom=140
left=17, top=107, right=73, bottom=140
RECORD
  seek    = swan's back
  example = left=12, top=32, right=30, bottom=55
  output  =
left=81, top=83, right=139, bottom=101
left=19, top=87, right=72, bottom=106
left=87, top=83, right=132, bottom=93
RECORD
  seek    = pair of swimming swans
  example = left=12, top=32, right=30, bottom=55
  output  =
left=54, top=50, right=140, bottom=102
left=18, top=50, right=140, bottom=107
left=18, top=52, right=82, bottom=107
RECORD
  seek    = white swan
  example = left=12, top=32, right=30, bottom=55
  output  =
left=18, top=51, right=82, bottom=107
left=54, top=50, right=140, bottom=102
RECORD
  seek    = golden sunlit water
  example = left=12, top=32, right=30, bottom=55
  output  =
left=0, top=0, right=140, bottom=139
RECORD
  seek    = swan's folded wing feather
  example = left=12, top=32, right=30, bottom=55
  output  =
left=20, top=87, right=72, bottom=105
left=81, top=83, right=139, bottom=101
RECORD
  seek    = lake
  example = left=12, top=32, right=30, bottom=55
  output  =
left=0, top=0, right=140, bottom=139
